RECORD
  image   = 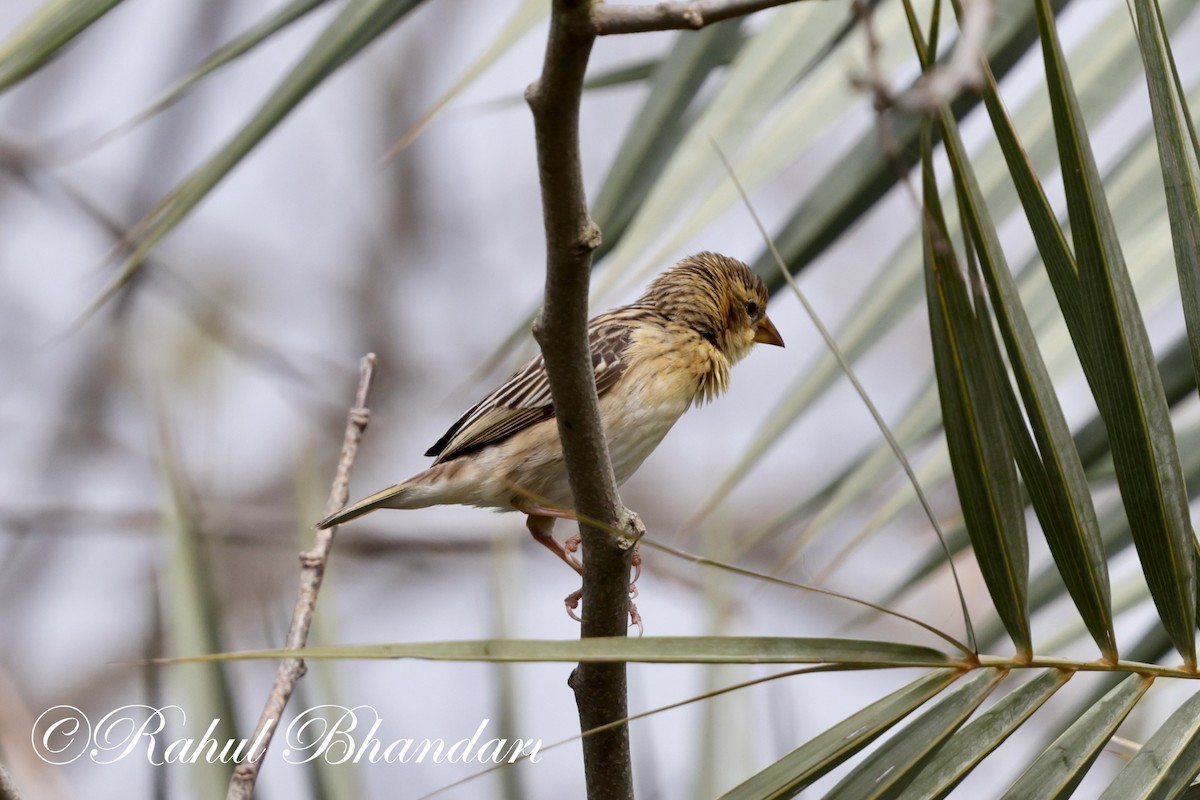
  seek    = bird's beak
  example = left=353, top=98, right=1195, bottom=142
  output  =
left=754, top=315, right=785, bottom=347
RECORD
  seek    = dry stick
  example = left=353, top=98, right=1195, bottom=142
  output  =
left=226, top=353, right=377, bottom=800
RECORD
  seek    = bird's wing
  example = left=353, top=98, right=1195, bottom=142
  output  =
left=425, top=314, right=637, bottom=464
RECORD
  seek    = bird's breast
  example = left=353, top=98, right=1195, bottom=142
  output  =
left=600, top=337, right=710, bottom=485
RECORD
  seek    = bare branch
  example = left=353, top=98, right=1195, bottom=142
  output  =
left=589, top=0, right=810, bottom=35
left=225, top=353, right=376, bottom=800
left=850, top=0, right=994, bottom=113
left=897, top=0, right=991, bottom=111
left=526, top=0, right=638, bottom=796
left=528, top=0, right=834, bottom=795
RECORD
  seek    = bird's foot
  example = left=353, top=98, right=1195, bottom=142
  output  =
left=564, top=533, right=584, bottom=572
left=629, top=543, right=642, bottom=593
left=562, top=529, right=644, bottom=633
left=565, top=588, right=582, bottom=622
left=563, top=586, right=643, bottom=635
left=628, top=599, right=643, bottom=637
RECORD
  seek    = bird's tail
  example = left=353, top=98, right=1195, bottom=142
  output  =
left=315, top=479, right=423, bottom=530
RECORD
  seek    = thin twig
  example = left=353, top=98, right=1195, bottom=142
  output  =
left=225, top=353, right=376, bottom=800
left=589, top=0, right=810, bottom=35
left=850, top=0, right=906, bottom=175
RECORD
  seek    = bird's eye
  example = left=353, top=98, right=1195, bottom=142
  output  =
left=745, top=301, right=759, bottom=318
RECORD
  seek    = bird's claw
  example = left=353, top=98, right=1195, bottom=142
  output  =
left=626, top=543, right=642, bottom=600
left=565, top=588, right=583, bottom=622
left=562, top=538, right=644, bottom=631
left=563, top=586, right=643, bottom=634
left=564, top=533, right=584, bottom=572
left=627, top=543, right=643, bottom=633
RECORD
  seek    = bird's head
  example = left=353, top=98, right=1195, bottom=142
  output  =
left=642, top=252, right=784, bottom=364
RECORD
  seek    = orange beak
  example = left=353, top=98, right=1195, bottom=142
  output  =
left=754, top=315, right=785, bottom=347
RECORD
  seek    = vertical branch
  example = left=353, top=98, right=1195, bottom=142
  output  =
left=524, top=3, right=820, bottom=796
left=226, top=353, right=376, bottom=800
left=525, top=2, right=639, bottom=798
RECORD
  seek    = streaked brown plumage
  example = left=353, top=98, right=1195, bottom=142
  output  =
left=317, top=252, right=783, bottom=598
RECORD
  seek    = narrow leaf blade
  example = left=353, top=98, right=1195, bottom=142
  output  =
left=939, top=89, right=1114, bottom=659
left=0, top=0, right=124, bottom=92
left=1131, top=0, right=1200, bottom=432
left=824, top=668, right=1007, bottom=799
left=87, top=0, right=428, bottom=314
left=1032, top=0, right=1196, bottom=664
left=1000, top=673, right=1154, bottom=800
left=898, top=669, right=1073, bottom=800
left=172, top=636, right=957, bottom=667
left=1099, top=685, right=1200, bottom=799
left=923, top=121, right=1030, bottom=654
left=718, top=669, right=963, bottom=800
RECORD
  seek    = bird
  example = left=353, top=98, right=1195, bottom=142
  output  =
left=316, top=252, right=784, bottom=621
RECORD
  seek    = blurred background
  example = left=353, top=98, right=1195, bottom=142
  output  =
left=3, top=0, right=1200, bottom=797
